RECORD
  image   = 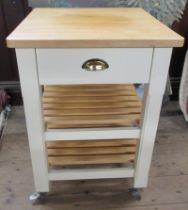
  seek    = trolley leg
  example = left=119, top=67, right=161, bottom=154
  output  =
left=134, top=49, right=172, bottom=188
left=16, top=49, right=49, bottom=192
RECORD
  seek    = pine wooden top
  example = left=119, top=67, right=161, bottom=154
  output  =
left=6, top=8, right=184, bottom=48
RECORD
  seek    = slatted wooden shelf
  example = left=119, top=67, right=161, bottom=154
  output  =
left=47, top=139, right=137, bottom=166
left=43, top=84, right=141, bottom=129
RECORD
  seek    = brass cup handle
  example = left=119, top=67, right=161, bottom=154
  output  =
left=82, top=59, right=109, bottom=71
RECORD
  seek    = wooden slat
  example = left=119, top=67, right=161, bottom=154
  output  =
left=43, top=90, right=136, bottom=97
left=45, top=114, right=140, bottom=129
left=43, top=101, right=141, bottom=109
left=43, top=86, right=136, bottom=97
left=44, top=84, right=135, bottom=91
left=43, top=95, right=139, bottom=103
left=44, top=84, right=135, bottom=95
left=47, top=139, right=137, bottom=148
left=48, top=154, right=135, bottom=166
left=44, top=107, right=141, bottom=116
left=48, top=146, right=136, bottom=156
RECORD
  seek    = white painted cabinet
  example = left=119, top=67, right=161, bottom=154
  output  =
left=7, top=8, right=184, bottom=199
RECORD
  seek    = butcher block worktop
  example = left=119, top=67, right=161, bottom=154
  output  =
left=7, top=8, right=184, bottom=48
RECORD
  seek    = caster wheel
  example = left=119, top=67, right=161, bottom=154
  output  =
left=129, top=188, right=142, bottom=200
left=29, top=192, right=45, bottom=205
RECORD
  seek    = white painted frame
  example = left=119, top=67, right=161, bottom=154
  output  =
left=49, top=167, right=134, bottom=181
left=134, top=48, right=172, bottom=188
left=16, top=49, right=49, bottom=192
left=45, top=127, right=140, bottom=141
left=16, top=47, right=173, bottom=192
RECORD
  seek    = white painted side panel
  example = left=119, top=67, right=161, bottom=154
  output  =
left=45, top=128, right=140, bottom=141
left=16, top=49, right=49, bottom=192
left=134, top=48, right=172, bottom=188
left=49, top=167, right=134, bottom=181
left=37, top=48, right=153, bottom=84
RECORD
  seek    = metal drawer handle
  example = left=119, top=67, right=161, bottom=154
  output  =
left=82, top=59, right=109, bottom=71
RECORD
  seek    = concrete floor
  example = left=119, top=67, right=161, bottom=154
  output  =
left=0, top=103, right=188, bottom=210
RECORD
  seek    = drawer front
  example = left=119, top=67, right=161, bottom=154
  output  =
left=36, top=48, right=153, bottom=85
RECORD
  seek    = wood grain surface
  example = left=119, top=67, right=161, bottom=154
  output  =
left=43, top=84, right=141, bottom=129
left=48, top=154, right=135, bottom=166
left=47, top=139, right=137, bottom=166
left=6, top=8, right=184, bottom=48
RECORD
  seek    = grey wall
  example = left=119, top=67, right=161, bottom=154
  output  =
left=29, top=0, right=117, bottom=7
left=29, top=0, right=48, bottom=7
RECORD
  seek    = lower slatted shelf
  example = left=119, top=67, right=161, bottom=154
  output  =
left=43, top=84, right=142, bottom=129
left=47, top=139, right=137, bottom=166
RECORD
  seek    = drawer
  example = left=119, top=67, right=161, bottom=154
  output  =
left=36, top=48, right=153, bottom=85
